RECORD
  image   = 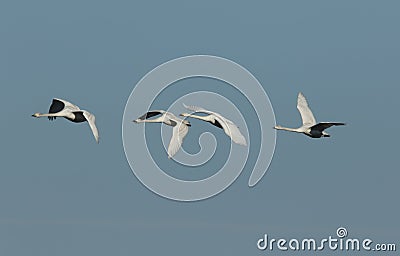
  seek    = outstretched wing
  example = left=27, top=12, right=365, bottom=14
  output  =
left=48, top=99, right=65, bottom=114
left=297, top=92, right=316, bottom=126
left=48, top=98, right=65, bottom=120
left=183, top=103, right=235, bottom=124
left=48, top=98, right=80, bottom=120
left=53, top=98, right=80, bottom=111
left=215, top=116, right=247, bottom=146
left=183, top=103, right=215, bottom=115
left=167, top=121, right=189, bottom=158
left=136, top=110, right=164, bottom=121
left=311, top=122, right=345, bottom=132
left=82, top=110, right=99, bottom=143
left=183, top=103, right=246, bottom=145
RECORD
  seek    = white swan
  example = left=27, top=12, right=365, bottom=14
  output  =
left=274, top=92, right=345, bottom=138
left=180, top=104, right=247, bottom=146
left=133, top=110, right=191, bottom=158
left=32, top=98, right=99, bottom=143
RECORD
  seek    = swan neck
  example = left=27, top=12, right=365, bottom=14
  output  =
left=136, top=119, right=160, bottom=123
left=33, top=113, right=54, bottom=118
left=275, top=126, right=300, bottom=132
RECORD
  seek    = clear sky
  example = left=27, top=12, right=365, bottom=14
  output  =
left=1, top=1, right=399, bottom=255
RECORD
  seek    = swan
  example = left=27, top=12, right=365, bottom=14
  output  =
left=133, top=110, right=191, bottom=158
left=180, top=104, right=247, bottom=146
left=274, top=92, right=345, bottom=138
left=32, top=98, right=99, bottom=143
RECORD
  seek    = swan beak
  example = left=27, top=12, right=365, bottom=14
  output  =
left=132, top=119, right=138, bottom=123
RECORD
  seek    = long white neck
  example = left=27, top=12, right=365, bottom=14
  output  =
left=134, top=118, right=163, bottom=123
left=32, top=113, right=61, bottom=118
left=33, top=112, right=75, bottom=119
left=274, top=125, right=302, bottom=133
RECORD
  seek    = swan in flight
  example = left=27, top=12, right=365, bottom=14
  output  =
left=180, top=104, right=247, bottom=146
left=32, top=98, right=99, bottom=143
left=274, top=92, right=345, bottom=138
left=133, top=110, right=191, bottom=158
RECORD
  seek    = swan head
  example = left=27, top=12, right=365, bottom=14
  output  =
left=179, top=113, right=189, bottom=117
left=32, top=113, right=41, bottom=118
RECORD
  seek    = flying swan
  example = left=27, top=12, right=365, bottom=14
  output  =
left=180, top=104, right=247, bottom=146
left=32, top=98, right=99, bottom=143
left=274, top=92, right=345, bottom=138
left=133, top=110, right=191, bottom=158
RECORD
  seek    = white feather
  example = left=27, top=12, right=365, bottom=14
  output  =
left=297, top=92, right=316, bottom=126
left=82, top=110, right=99, bottom=143
left=182, top=104, right=247, bottom=146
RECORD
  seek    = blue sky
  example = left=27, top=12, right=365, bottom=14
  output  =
left=1, top=1, right=399, bottom=255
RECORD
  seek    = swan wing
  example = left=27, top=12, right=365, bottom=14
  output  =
left=183, top=103, right=235, bottom=124
left=53, top=98, right=81, bottom=112
left=214, top=116, right=247, bottom=146
left=136, top=110, right=165, bottom=121
left=311, top=122, right=345, bottom=132
left=297, top=92, right=316, bottom=126
left=82, top=110, right=99, bottom=143
left=182, top=103, right=215, bottom=115
left=167, top=121, right=189, bottom=158
left=49, top=99, right=66, bottom=114
left=47, top=98, right=80, bottom=120
left=183, top=104, right=245, bottom=145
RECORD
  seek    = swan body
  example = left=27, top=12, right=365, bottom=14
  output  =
left=274, top=93, right=345, bottom=138
left=180, top=104, right=247, bottom=146
left=133, top=110, right=191, bottom=158
left=32, top=98, right=99, bottom=143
